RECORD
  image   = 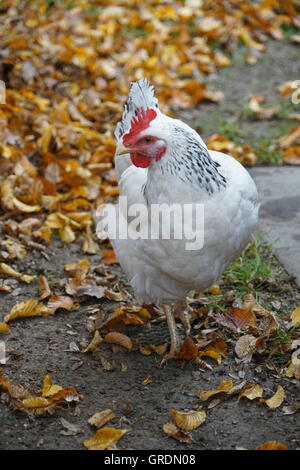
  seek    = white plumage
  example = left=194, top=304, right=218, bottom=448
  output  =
left=98, top=79, right=259, bottom=362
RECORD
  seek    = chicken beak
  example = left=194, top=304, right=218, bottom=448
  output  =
left=116, top=144, right=138, bottom=156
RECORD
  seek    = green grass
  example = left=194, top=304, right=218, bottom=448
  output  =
left=253, top=139, right=283, bottom=165
left=203, top=237, right=279, bottom=312
left=222, top=237, right=275, bottom=297
left=263, top=318, right=296, bottom=367
left=280, top=24, right=298, bottom=41
left=216, top=118, right=245, bottom=140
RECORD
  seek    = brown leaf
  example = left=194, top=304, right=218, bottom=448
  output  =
left=76, top=282, right=105, bottom=299
left=39, top=275, right=51, bottom=300
left=101, top=249, right=119, bottom=265
left=163, top=422, right=194, bottom=443
left=47, top=295, right=74, bottom=311
left=283, top=146, right=300, bottom=165
left=216, top=307, right=257, bottom=331
left=104, top=331, right=132, bottom=351
left=176, top=336, right=198, bottom=360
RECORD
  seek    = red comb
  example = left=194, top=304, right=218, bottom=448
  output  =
left=123, top=107, right=157, bottom=146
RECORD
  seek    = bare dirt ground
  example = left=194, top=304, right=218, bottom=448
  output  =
left=1, top=39, right=300, bottom=451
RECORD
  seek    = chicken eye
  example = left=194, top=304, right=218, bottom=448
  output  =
left=144, top=137, right=152, bottom=144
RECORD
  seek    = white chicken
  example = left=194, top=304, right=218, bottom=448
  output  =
left=97, top=79, right=259, bottom=364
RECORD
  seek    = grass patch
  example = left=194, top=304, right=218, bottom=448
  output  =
left=216, top=118, right=245, bottom=140
left=253, top=139, right=283, bottom=165
left=222, top=237, right=275, bottom=297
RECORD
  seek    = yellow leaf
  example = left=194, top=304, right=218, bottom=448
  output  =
left=83, top=330, right=103, bottom=353
left=291, top=307, right=300, bottom=327
left=82, top=222, right=98, bottom=254
left=199, top=349, right=222, bottom=365
left=239, top=28, right=265, bottom=51
left=141, top=374, right=152, bottom=386
left=261, top=385, right=285, bottom=409
left=12, top=197, right=41, bottom=213
left=198, top=378, right=233, bottom=401
left=22, top=397, right=50, bottom=408
left=0, top=176, right=16, bottom=210
left=0, top=322, right=10, bottom=333
left=38, top=125, right=54, bottom=152
left=37, top=375, right=63, bottom=397
left=238, top=384, right=263, bottom=401
left=0, top=263, right=35, bottom=284
left=171, top=409, right=206, bottom=430
left=4, top=299, right=39, bottom=322
left=83, top=427, right=129, bottom=450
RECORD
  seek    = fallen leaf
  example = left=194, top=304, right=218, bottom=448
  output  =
left=176, top=336, right=198, bottom=360
left=248, top=96, right=280, bottom=119
left=60, top=417, right=82, bottom=436
left=39, top=275, right=51, bottom=300
left=290, top=306, right=300, bottom=327
left=163, top=422, right=193, bottom=443
left=4, top=299, right=41, bottom=322
left=141, top=374, right=152, bottom=386
left=104, top=288, right=125, bottom=301
left=235, top=335, right=257, bottom=359
left=12, top=197, right=41, bottom=213
left=260, top=385, right=285, bottom=409
left=83, top=330, right=103, bottom=353
left=101, top=250, right=119, bottom=265
left=0, top=371, right=82, bottom=416
left=0, top=263, right=35, bottom=284
left=171, top=409, right=206, bottom=430
left=47, top=295, right=74, bottom=311
left=283, top=146, right=300, bottom=165
left=216, top=307, right=257, bottom=331
left=83, top=427, right=129, bottom=450
left=199, top=349, right=222, bottom=365
left=88, top=409, right=116, bottom=428
left=104, top=331, right=132, bottom=351
left=242, top=294, right=270, bottom=317
left=37, top=374, right=63, bottom=397
left=256, top=441, right=287, bottom=450
left=238, top=383, right=263, bottom=401
left=0, top=322, right=10, bottom=333
left=198, top=378, right=233, bottom=401
left=279, top=126, right=300, bottom=149
left=136, top=340, right=168, bottom=356
left=76, top=282, right=105, bottom=299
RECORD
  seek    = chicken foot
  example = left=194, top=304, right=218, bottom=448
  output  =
left=160, top=303, right=181, bottom=366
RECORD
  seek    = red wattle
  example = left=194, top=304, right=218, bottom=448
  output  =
left=131, top=153, right=152, bottom=168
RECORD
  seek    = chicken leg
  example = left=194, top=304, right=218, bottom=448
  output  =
left=160, top=303, right=181, bottom=366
